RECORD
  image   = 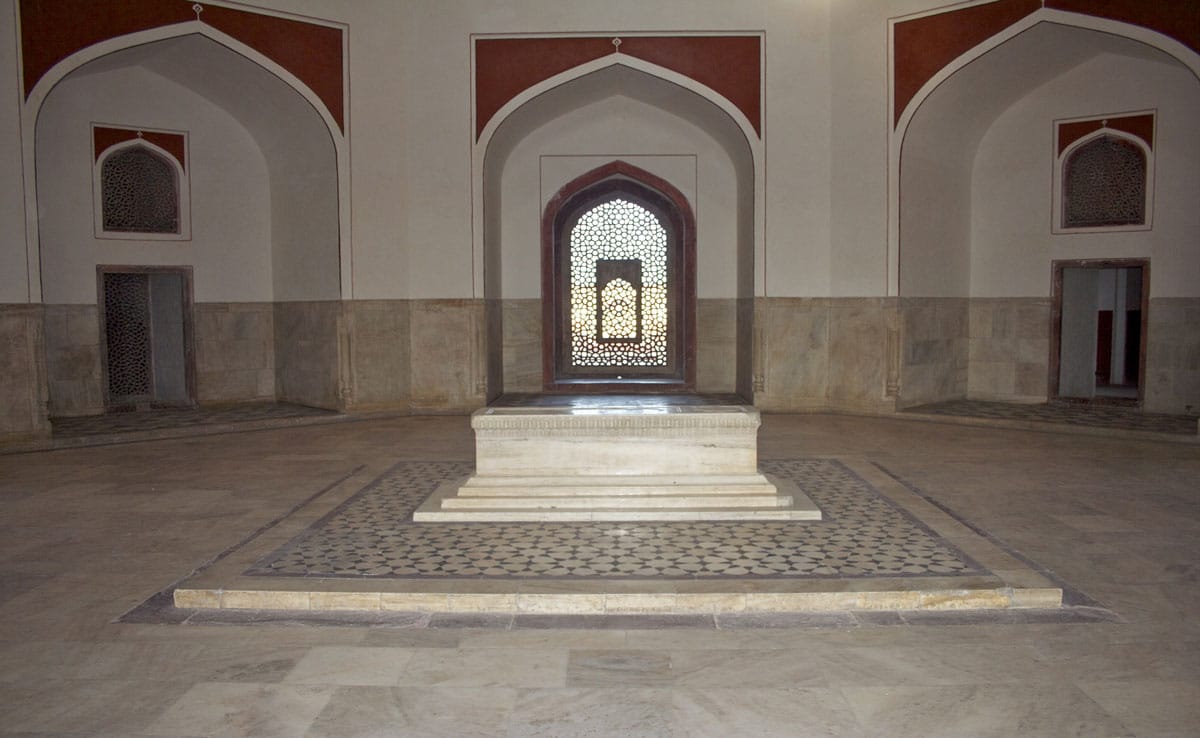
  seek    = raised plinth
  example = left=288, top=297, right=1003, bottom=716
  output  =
left=414, top=404, right=821, bottom=522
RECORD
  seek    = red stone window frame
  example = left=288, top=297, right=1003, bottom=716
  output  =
left=1052, top=113, right=1154, bottom=235
left=541, top=161, right=696, bottom=393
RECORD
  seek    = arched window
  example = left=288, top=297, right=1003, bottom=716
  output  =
left=1059, top=132, right=1149, bottom=230
left=94, top=139, right=190, bottom=240
left=542, top=162, right=695, bottom=392
left=102, top=145, right=179, bottom=233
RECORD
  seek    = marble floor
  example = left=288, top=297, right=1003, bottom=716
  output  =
left=0, top=414, right=1197, bottom=736
left=906, top=398, right=1199, bottom=437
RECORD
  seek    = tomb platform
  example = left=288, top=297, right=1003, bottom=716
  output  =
left=414, top=403, right=821, bottom=522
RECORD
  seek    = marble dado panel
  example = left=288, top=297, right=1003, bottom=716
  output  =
left=496, top=298, right=740, bottom=396
left=829, top=298, right=895, bottom=411
left=409, top=299, right=485, bottom=413
left=967, top=298, right=1050, bottom=404
left=755, top=298, right=830, bottom=411
left=1145, top=297, right=1200, bottom=415
left=344, top=300, right=410, bottom=411
left=0, top=304, right=49, bottom=439
left=898, top=298, right=968, bottom=410
left=757, top=298, right=900, bottom=413
left=195, top=302, right=274, bottom=404
left=42, top=303, right=103, bottom=417
left=500, top=299, right=541, bottom=395
left=696, top=299, right=738, bottom=394
left=274, top=301, right=344, bottom=410
left=756, top=297, right=968, bottom=413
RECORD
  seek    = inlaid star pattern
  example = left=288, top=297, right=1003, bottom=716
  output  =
left=247, top=459, right=983, bottom=580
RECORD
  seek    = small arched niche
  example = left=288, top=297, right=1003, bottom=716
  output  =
left=481, top=61, right=756, bottom=401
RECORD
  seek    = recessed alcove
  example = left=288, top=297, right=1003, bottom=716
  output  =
left=481, top=61, right=757, bottom=402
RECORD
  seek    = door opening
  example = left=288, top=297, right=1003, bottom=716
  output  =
left=98, top=266, right=195, bottom=410
left=1050, top=259, right=1147, bottom=405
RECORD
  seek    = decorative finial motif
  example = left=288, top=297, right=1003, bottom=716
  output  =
left=136, top=130, right=144, bottom=138
left=192, top=3, right=204, bottom=21
left=612, top=37, right=622, bottom=53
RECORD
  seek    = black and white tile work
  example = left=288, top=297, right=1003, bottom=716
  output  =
left=247, top=459, right=986, bottom=580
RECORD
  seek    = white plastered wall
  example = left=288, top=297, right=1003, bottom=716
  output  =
left=0, top=4, right=28, bottom=303
left=382, top=0, right=832, bottom=300
left=35, top=64, right=272, bottom=304
left=499, top=95, right=738, bottom=300
left=972, top=52, right=1200, bottom=298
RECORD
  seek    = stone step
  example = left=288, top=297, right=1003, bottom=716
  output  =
left=414, top=472, right=824, bottom=523
left=440, top=493, right=795, bottom=510
left=457, top=479, right=780, bottom=497
left=412, top=506, right=824, bottom=522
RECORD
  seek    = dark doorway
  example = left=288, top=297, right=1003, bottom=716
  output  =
left=1050, top=259, right=1148, bottom=405
left=98, top=266, right=195, bottom=410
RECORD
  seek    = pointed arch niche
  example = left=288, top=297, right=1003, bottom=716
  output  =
left=32, top=30, right=346, bottom=414
left=891, top=10, right=1199, bottom=411
left=479, top=59, right=759, bottom=401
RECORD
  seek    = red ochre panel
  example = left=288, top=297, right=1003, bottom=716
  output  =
left=94, top=126, right=187, bottom=170
left=893, top=0, right=1041, bottom=128
left=475, top=35, right=761, bottom=140
left=1057, top=113, right=1155, bottom=155
left=200, top=4, right=344, bottom=131
left=19, top=0, right=344, bottom=130
left=893, top=0, right=1199, bottom=128
left=1047, top=0, right=1200, bottom=55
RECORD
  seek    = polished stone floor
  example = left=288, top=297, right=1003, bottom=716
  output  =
left=50, top=402, right=338, bottom=438
left=0, top=414, right=1197, bottom=736
left=906, top=398, right=1199, bottom=436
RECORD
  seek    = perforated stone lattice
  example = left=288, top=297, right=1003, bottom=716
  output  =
left=103, top=272, right=152, bottom=401
left=1063, top=135, right=1146, bottom=228
left=570, top=198, right=668, bottom=367
left=247, top=459, right=984, bottom=580
left=101, top=145, right=180, bottom=234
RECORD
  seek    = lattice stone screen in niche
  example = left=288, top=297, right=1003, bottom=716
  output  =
left=101, top=146, right=180, bottom=234
left=569, top=199, right=668, bottom=367
left=1063, top=135, right=1146, bottom=229
left=103, top=272, right=152, bottom=400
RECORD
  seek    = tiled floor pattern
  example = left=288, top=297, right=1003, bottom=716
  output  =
left=906, top=398, right=1199, bottom=435
left=247, top=459, right=983, bottom=580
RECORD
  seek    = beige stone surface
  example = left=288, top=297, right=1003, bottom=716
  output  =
left=409, top=299, right=485, bottom=412
left=897, top=297, right=968, bottom=409
left=756, top=297, right=830, bottom=410
left=1145, top=297, right=1200, bottom=414
left=967, top=298, right=1050, bottom=403
left=500, top=298, right=541, bottom=394
left=696, top=298, right=737, bottom=393
left=345, top=299, right=410, bottom=410
left=195, top=302, right=276, bottom=404
left=829, top=298, right=890, bottom=408
left=42, top=303, right=103, bottom=417
left=274, top=301, right=344, bottom=410
left=0, top=305, right=49, bottom=437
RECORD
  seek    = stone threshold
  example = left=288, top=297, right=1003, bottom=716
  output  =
left=173, top=576, right=1061, bottom=615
